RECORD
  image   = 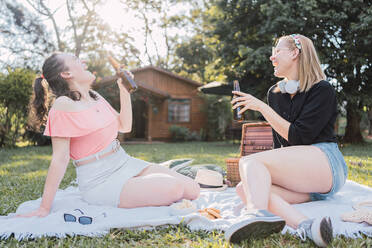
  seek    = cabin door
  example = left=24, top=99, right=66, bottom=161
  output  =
left=132, top=99, right=147, bottom=139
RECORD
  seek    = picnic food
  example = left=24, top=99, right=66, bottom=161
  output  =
left=198, top=207, right=222, bottom=220
left=171, top=199, right=196, bottom=210
left=169, top=199, right=197, bottom=216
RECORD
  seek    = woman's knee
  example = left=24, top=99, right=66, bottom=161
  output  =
left=239, top=158, right=263, bottom=174
left=168, top=178, right=185, bottom=201
left=185, top=179, right=200, bottom=200
left=119, top=175, right=185, bottom=208
left=236, top=182, right=244, bottom=195
left=236, top=182, right=246, bottom=199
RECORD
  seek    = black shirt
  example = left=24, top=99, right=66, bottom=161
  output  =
left=267, top=80, right=337, bottom=148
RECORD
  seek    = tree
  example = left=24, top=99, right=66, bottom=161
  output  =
left=174, top=35, right=216, bottom=83
left=178, top=0, right=372, bottom=143
left=0, top=68, right=35, bottom=147
left=368, top=108, right=372, bottom=136
left=0, top=0, right=55, bottom=70
left=10, top=0, right=141, bottom=73
left=117, top=0, right=171, bottom=68
left=118, top=0, right=210, bottom=69
left=275, top=0, right=372, bottom=143
left=24, top=0, right=102, bottom=56
left=173, top=0, right=278, bottom=96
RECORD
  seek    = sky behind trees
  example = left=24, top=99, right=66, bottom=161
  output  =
left=21, top=0, right=193, bottom=64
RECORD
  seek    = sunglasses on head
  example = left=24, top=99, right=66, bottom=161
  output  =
left=64, top=209, right=106, bottom=225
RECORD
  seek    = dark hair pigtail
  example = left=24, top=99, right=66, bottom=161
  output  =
left=30, top=77, right=49, bottom=129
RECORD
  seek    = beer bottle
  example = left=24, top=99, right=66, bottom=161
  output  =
left=233, top=80, right=243, bottom=121
left=108, top=55, right=138, bottom=93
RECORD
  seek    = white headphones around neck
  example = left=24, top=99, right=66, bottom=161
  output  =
left=278, top=80, right=300, bottom=94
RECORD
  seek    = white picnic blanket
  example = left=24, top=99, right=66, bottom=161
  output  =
left=0, top=180, right=371, bottom=240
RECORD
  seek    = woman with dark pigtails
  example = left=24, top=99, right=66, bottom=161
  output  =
left=19, top=52, right=200, bottom=218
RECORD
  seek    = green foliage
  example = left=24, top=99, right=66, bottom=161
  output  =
left=201, top=94, right=233, bottom=140
left=0, top=68, right=35, bottom=147
left=208, top=0, right=277, bottom=99
left=169, top=125, right=201, bottom=142
left=169, top=125, right=190, bottom=141
left=174, top=35, right=219, bottom=83
left=24, top=128, right=51, bottom=146
left=177, top=0, right=372, bottom=143
left=258, top=0, right=372, bottom=143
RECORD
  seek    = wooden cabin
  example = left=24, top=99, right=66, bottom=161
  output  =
left=117, top=66, right=207, bottom=141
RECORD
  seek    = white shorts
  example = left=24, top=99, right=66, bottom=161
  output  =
left=73, top=139, right=150, bottom=207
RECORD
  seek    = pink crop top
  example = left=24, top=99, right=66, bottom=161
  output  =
left=44, top=97, right=120, bottom=160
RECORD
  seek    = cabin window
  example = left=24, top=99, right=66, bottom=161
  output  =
left=168, top=99, right=191, bottom=122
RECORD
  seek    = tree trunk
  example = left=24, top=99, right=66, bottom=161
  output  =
left=343, top=103, right=364, bottom=143
left=0, top=108, right=10, bottom=147
left=368, top=108, right=372, bottom=136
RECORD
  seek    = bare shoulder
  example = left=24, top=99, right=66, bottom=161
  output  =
left=52, top=96, right=79, bottom=112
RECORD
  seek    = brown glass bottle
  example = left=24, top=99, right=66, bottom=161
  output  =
left=108, top=55, right=138, bottom=93
left=233, top=80, right=243, bottom=121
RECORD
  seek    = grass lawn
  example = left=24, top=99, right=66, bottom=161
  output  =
left=0, top=141, right=371, bottom=247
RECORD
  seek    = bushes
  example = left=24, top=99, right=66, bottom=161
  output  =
left=200, top=94, right=232, bottom=140
left=169, top=125, right=201, bottom=142
left=0, top=68, right=35, bottom=147
left=24, top=128, right=51, bottom=146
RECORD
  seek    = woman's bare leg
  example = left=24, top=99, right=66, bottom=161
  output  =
left=238, top=145, right=332, bottom=228
left=118, top=164, right=200, bottom=208
left=137, top=164, right=200, bottom=200
left=236, top=183, right=310, bottom=205
left=236, top=183, right=310, bottom=227
left=118, top=173, right=185, bottom=208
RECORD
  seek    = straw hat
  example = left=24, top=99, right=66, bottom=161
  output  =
left=194, top=169, right=227, bottom=191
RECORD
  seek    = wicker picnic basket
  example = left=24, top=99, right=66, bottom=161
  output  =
left=226, top=122, right=273, bottom=186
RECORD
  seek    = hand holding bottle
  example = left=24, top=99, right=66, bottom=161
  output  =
left=231, top=90, right=265, bottom=113
left=232, top=80, right=243, bottom=120
left=108, top=55, right=138, bottom=93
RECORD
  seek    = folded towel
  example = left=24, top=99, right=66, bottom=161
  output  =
left=0, top=180, right=371, bottom=240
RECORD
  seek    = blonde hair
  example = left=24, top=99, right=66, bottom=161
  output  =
left=275, top=34, right=326, bottom=92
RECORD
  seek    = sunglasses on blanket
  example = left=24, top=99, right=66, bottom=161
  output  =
left=64, top=209, right=106, bottom=225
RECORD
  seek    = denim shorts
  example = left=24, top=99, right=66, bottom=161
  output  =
left=309, top=142, right=348, bottom=201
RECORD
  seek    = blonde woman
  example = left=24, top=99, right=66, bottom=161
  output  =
left=225, top=34, right=347, bottom=247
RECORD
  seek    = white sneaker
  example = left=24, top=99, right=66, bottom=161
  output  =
left=296, top=217, right=333, bottom=247
left=225, top=209, right=286, bottom=243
